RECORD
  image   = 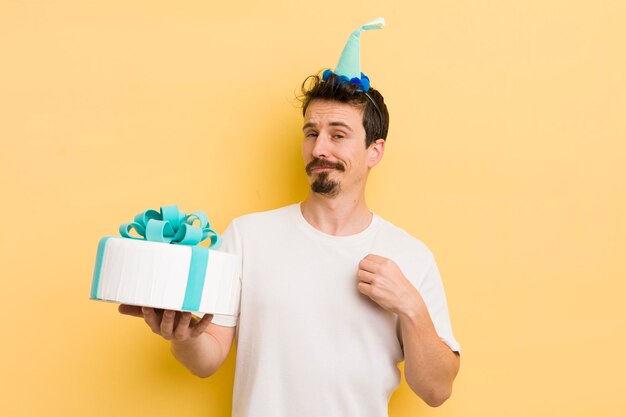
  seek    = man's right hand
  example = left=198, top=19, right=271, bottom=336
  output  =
left=118, top=305, right=213, bottom=342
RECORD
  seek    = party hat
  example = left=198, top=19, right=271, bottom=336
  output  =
left=323, top=17, right=385, bottom=92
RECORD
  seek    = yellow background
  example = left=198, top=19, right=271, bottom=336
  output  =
left=1, top=1, right=625, bottom=416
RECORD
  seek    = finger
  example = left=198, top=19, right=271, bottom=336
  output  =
left=357, top=268, right=376, bottom=284
left=142, top=307, right=161, bottom=333
left=173, top=311, right=183, bottom=329
left=358, top=258, right=379, bottom=273
left=364, top=254, right=387, bottom=263
left=357, top=281, right=371, bottom=296
left=160, top=310, right=176, bottom=338
left=174, top=312, right=193, bottom=340
left=190, top=314, right=214, bottom=337
left=118, top=304, right=143, bottom=317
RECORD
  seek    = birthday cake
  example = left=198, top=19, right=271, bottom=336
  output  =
left=90, top=206, right=240, bottom=316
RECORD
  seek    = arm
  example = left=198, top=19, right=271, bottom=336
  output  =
left=397, top=297, right=460, bottom=406
left=119, top=305, right=235, bottom=378
left=357, top=255, right=460, bottom=407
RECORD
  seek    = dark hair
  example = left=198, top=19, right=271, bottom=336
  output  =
left=300, top=72, right=389, bottom=148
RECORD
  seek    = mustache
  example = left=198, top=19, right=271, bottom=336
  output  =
left=305, top=158, right=345, bottom=174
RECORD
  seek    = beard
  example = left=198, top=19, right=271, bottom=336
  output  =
left=305, top=158, right=345, bottom=198
left=311, top=172, right=340, bottom=197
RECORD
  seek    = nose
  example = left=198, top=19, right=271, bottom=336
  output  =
left=311, top=133, right=330, bottom=159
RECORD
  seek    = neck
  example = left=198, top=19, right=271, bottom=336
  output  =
left=300, top=188, right=372, bottom=236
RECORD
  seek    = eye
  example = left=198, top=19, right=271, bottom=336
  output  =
left=305, top=131, right=318, bottom=139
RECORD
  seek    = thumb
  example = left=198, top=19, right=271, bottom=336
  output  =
left=118, top=304, right=143, bottom=318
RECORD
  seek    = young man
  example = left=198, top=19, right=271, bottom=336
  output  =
left=120, top=19, right=460, bottom=416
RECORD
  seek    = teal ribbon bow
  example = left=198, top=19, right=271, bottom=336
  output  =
left=119, top=205, right=221, bottom=249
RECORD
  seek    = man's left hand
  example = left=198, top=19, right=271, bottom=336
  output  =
left=357, top=254, right=420, bottom=316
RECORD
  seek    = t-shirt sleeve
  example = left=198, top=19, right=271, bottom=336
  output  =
left=417, top=255, right=461, bottom=353
left=210, top=220, right=242, bottom=327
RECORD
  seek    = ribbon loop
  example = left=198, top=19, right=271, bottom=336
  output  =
left=119, top=222, right=146, bottom=239
left=118, top=205, right=221, bottom=248
left=184, top=211, right=209, bottom=229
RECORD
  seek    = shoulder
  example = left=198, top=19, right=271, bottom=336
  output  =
left=375, top=216, right=434, bottom=260
left=220, top=204, right=298, bottom=253
left=228, top=204, right=299, bottom=232
left=373, top=216, right=437, bottom=286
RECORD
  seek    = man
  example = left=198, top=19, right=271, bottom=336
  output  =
left=120, top=19, right=460, bottom=416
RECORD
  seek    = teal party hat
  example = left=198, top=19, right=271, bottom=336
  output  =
left=323, top=17, right=385, bottom=92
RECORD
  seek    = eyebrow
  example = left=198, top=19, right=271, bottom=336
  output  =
left=302, top=121, right=353, bottom=131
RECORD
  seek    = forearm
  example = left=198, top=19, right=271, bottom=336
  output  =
left=399, top=302, right=460, bottom=407
left=356, top=255, right=460, bottom=405
left=170, top=332, right=228, bottom=378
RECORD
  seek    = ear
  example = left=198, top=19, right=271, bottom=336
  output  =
left=367, top=139, right=385, bottom=168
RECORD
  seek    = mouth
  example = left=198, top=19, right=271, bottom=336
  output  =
left=310, top=166, right=335, bottom=173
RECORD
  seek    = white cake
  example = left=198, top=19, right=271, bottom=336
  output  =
left=91, top=236, right=240, bottom=315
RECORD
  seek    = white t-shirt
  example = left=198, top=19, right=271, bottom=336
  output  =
left=213, top=204, right=460, bottom=417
